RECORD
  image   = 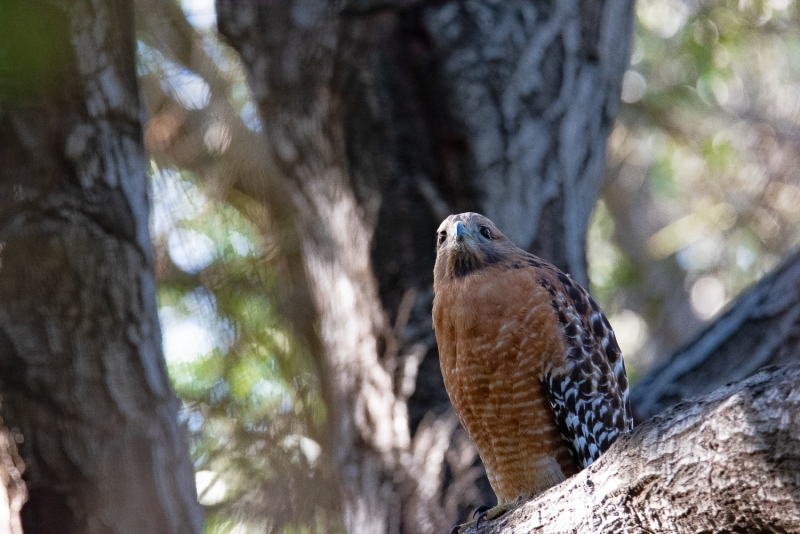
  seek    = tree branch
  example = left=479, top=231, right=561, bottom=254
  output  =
left=632, top=249, right=800, bottom=420
left=465, top=364, right=800, bottom=534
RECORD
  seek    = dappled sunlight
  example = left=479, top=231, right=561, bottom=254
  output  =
left=637, top=0, right=690, bottom=39
left=169, top=229, right=216, bottom=272
left=608, top=309, right=649, bottom=372
left=146, top=159, right=336, bottom=531
left=181, top=0, right=216, bottom=30
left=136, top=0, right=800, bottom=531
left=139, top=41, right=211, bottom=110
left=690, top=276, right=728, bottom=320
left=160, top=309, right=216, bottom=365
left=590, top=0, right=800, bottom=372
left=196, top=470, right=227, bottom=506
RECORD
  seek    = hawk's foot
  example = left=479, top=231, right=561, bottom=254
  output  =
left=448, top=500, right=520, bottom=533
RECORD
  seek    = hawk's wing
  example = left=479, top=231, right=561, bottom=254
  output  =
left=536, top=264, right=634, bottom=469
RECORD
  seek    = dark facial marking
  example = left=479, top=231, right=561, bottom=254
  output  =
left=453, top=255, right=479, bottom=278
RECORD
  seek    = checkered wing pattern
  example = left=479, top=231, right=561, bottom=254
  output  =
left=540, top=270, right=634, bottom=468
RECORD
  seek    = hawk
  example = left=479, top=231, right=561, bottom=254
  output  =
left=432, top=212, right=633, bottom=529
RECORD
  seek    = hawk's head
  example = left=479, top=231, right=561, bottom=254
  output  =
left=434, top=212, right=516, bottom=281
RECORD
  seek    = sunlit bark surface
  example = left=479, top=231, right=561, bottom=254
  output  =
left=216, top=1, right=634, bottom=532
left=0, top=428, right=25, bottom=534
left=0, top=1, right=202, bottom=532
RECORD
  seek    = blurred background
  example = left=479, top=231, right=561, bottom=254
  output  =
left=136, top=0, right=800, bottom=532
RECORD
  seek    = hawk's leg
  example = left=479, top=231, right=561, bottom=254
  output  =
left=448, top=499, right=522, bottom=533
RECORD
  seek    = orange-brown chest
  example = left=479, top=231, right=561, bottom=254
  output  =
left=432, top=267, right=577, bottom=501
left=433, top=268, right=561, bottom=399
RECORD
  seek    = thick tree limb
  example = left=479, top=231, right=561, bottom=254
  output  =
left=0, top=1, right=202, bottom=531
left=632, top=249, right=800, bottom=419
left=464, top=364, right=800, bottom=534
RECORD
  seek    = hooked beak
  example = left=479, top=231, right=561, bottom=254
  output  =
left=454, top=221, right=466, bottom=242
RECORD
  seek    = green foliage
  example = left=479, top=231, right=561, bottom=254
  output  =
left=137, top=3, right=341, bottom=527
left=590, top=0, right=800, bottom=373
left=150, top=167, right=340, bottom=533
left=0, top=1, right=76, bottom=105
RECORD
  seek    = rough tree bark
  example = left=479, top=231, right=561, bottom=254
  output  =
left=215, top=1, right=634, bottom=532
left=0, top=427, right=25, bottom=534
left=465, top=363, right=800, bottom=534
left=0, top=1, right=202, bottom=532
left=632, top=248, right=800, bottom=420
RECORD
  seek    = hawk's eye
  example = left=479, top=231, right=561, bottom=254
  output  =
left=437, top=231, right=447, bottom=245
left=479, top=226, right=492, bottom=239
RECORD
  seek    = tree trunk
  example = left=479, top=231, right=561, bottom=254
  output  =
left=631, top=249, right=800, bottom=420
left=215, top=1, right=634, bottom=532
left=0, top=427, right=25, bottom=534
left=0, top=1, right=202, bottom=532
left=463, top=363, right=800, bottom=534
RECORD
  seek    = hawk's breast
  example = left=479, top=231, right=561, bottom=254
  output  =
left=433, top=264, right=580, bottom=502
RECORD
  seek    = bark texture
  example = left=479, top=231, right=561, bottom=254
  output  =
left=0, top=426, right=25, bottom=534
left=632, top=249, right=800, bottom=420
left=466, top=363, right=800, bottom=534
left=0, top=1, right=202, bottom=532
left=215, top=1, right=634, bottom=532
